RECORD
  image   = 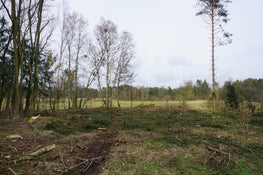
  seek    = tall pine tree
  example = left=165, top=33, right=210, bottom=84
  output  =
left=196, top=0, right=232, bottom=111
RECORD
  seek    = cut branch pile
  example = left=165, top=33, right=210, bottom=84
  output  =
left=61, top=156, right=103, bottom=174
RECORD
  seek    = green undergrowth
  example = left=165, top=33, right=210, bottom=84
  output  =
left=44, top=108, right=122, bottom=134
left=39, top=107, right=263, bottom=174
left=44, top=120, right=75, bottom=135
left=104, top=108, right=263, bottom=174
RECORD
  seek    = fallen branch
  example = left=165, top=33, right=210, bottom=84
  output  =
left=205, top=146, right=228, bottom=155
left=6, top=135, right=23, bottom=139
left=15, top=156, right=33, bottom=162
left=15, top=144, right=56, bottom=162
left=80, top=160, right=93, bottom=173
left=32, top=145, right=42, bottom=152
left=8, top=168, right=17, bottom=175
left=8, top=145, right=18, bottom=152
left=29, top=144, right=56, bottom=156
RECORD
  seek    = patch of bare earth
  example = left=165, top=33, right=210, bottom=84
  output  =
left=61, top=132, right=117, bottom=175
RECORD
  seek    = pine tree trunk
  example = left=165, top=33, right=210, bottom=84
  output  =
left=211, top=3, right=216, bottom=112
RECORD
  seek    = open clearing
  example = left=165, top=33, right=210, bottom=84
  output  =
left=0, top=106, right=263, bottom=174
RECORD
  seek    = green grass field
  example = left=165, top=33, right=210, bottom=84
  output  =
left=1, top=99, right=209, bottom=111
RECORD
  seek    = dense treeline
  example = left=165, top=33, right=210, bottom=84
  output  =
left=107, top=79, right=262, bottom=105
left=2, top=77, right=259, bottom=111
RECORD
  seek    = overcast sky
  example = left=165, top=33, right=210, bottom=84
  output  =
left=59, top=0, right=263, bottom=88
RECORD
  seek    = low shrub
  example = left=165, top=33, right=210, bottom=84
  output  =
left=44, top=120, right=75, bottom=135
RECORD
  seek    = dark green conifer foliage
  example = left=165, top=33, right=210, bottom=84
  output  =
left=225, top=82, right=239, bottom=109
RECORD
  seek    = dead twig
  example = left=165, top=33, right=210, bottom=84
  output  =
left=59, top=154, right=66, bottom=169
left=176, top=137, right=186, bottom=143
left=74, top=156, right=88, bottom=161
left=32, top=145, right=42, bottom=152
left=14, top=144, right=56, bottom=162
left=246, top=147, right=263, bottom=158
left=80, top=160, right=93, bottom=173
left=205, top=146, right=228, bottom=155
left=225, top=151, right=231, bottom=168
left=6, top=135, right=23, bottom=139
left=29, top=144, right=56, bottom=156
left=204, top=151, right=216, bottom=167
left=8, top=168, right=17, bottom=175
left=208, top=151, right=216, bottom=160
left=8, top=145, right=18, bottom=152
left=61, top=156, right=103, bottom=174
left=53, top=168, right=63, bottom=173
left=247, top=147, right=254, bottom=154
left=15, top=156, right=33, bottom=162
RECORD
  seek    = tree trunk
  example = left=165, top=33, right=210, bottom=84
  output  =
left=11, top=0, right=22, bottom=118
left=5, top=89, right=11, bottom=111
left=97, top=68, right=106, bottom=106
left=0, top=75, right=5, bottom=111
left=116, top=76, right=121, bottom=107
left=106, top=60, right=110, bottom=108
left=211, top=3, right=216, bottom=112
left=18, top=45, right=23, bottom=113
left=32, top=0, right=44, bottom=114
left=24, top=83, right=32, bottom=114
left=0, top=50, right=7, bottom=111
left=130, top=90, right=133, bottom=108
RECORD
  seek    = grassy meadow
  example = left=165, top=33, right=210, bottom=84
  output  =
left=0, top=99, right=209, bottom=111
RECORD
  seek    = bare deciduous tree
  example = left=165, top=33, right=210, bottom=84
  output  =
left=95, top=18, right=118, bottom=108
left=91, top=18, right=135, bottom=108
left=113, top=31, right=135, bottom=107
left=84, top=40, right=105, bottom=106
left=56, top=7, right=88, bottom=109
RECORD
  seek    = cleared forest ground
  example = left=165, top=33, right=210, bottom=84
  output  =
left=0, top=106, right=263, bottom=174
